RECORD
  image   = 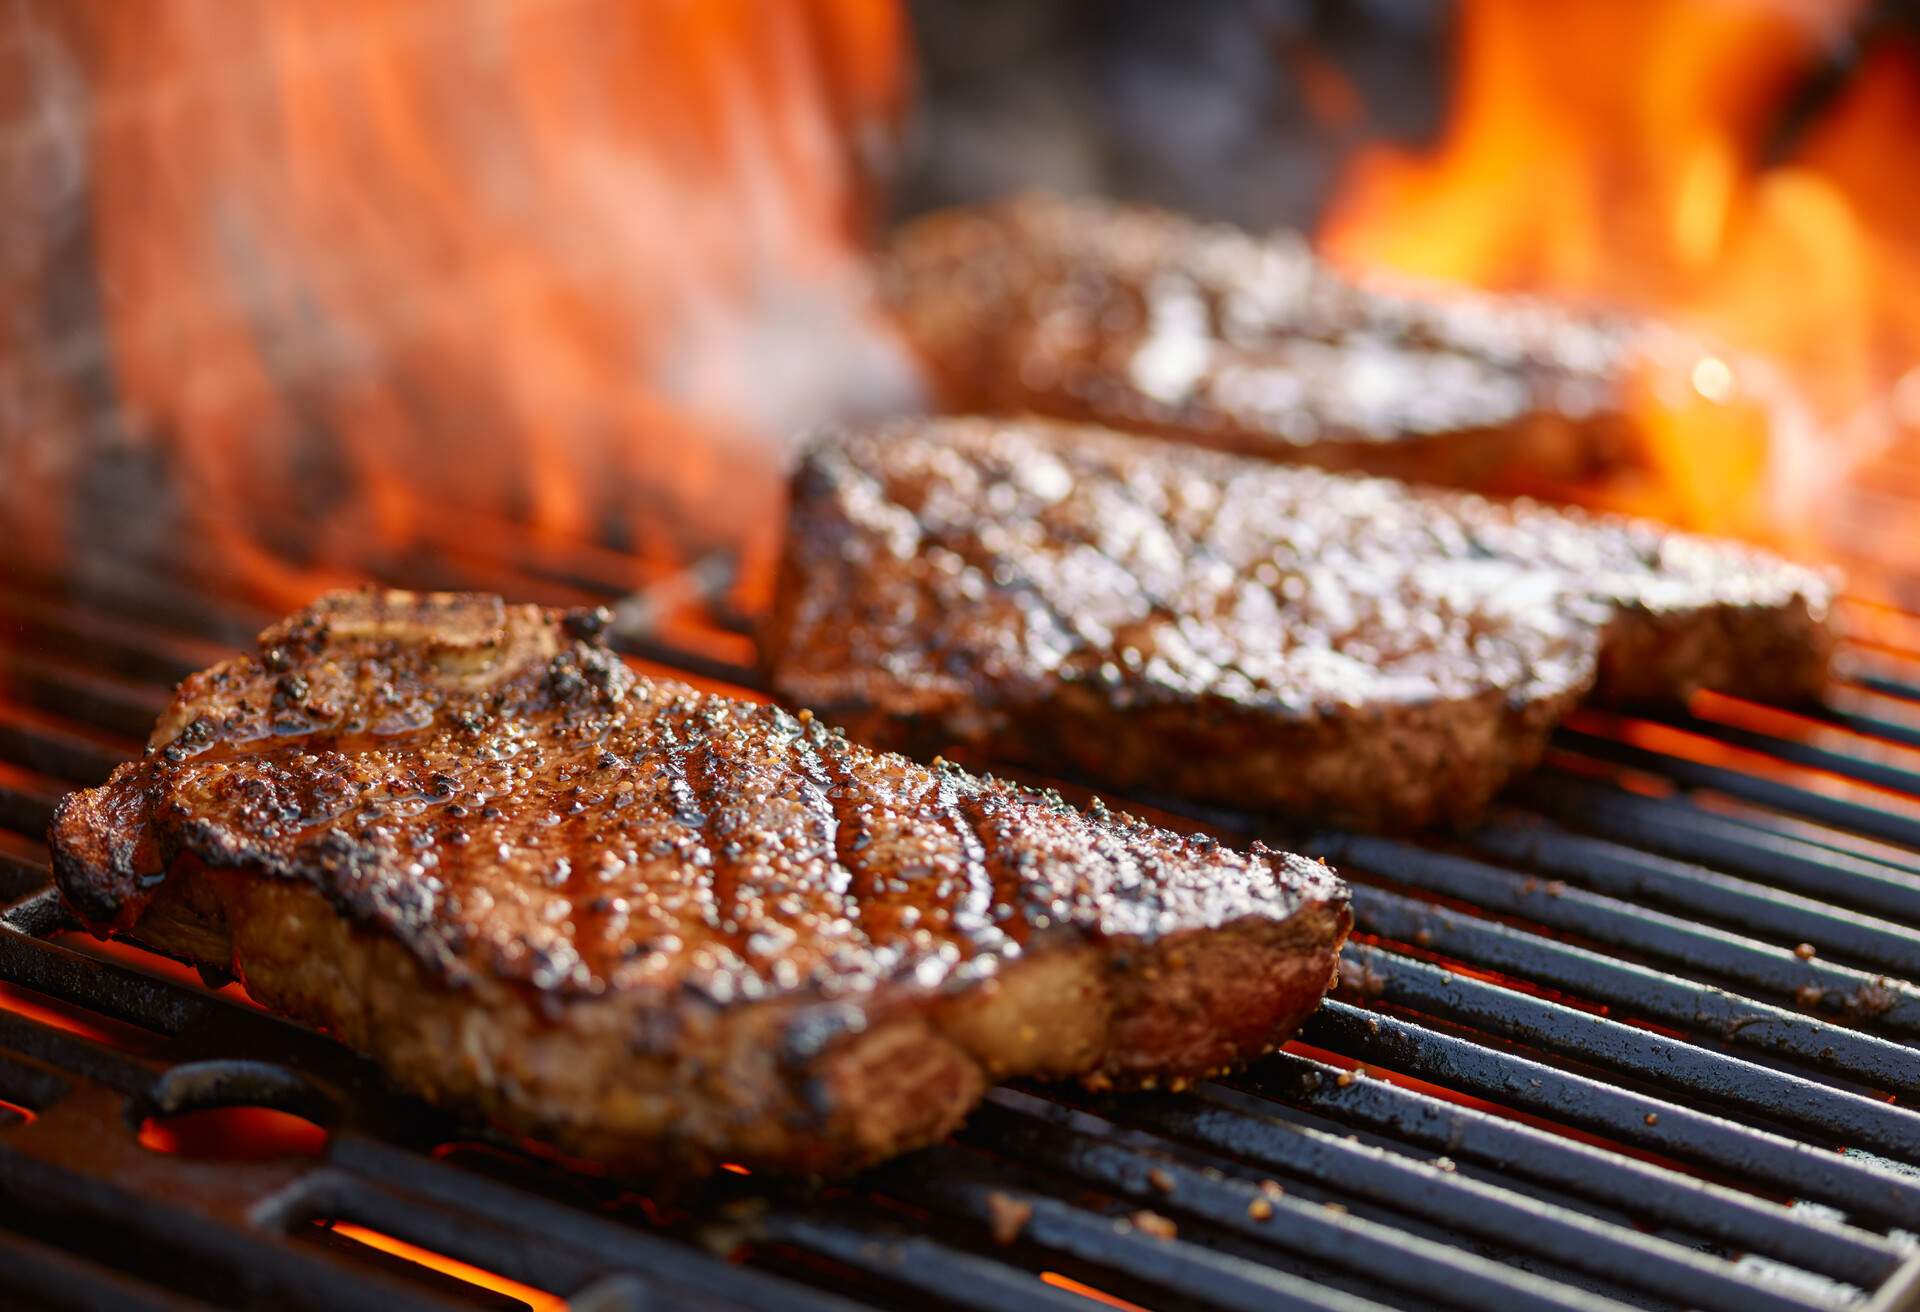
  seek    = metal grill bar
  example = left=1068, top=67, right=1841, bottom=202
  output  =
left=1555, top=728, right=1920, bottom=850
left=0, top=707, right=133, bottom=788
left=311, top=1136, right=874, bottom=1312
left=1310, top=833, right=1920, bottom=1036
left=3, top=569, right=272, bottom=652
left=1637, top=707, right=1920, bottom=798
left=1515, top=775, right=1920, bottom=924
left=0, top=654, right=169, bottom=742
left=0, top=895, right=209, bottom=1039
left=1229, top=1049, right=1906, bottom=1288
left=274, top=1169, right=614, bottom=1304
left=1465, top=817, right=1920, bottom=975
left=888, top=1156, right=1397, bottom=1312
left=0, top=765, right=65, bottom=838
left=1351, top=884, right=1920, bottom=1097
left=1632, top=800, right=1920, bottom=886
left=1339, top=944, right=1920, bottom=1156
left=0, top=1012, right=156, bottom=1099
left=1851, top=669, right=1920, bottom=705
left=1071, top=1084, right=1859, bottom=1311
left=1, top=563, right=1917, bottom=1311
left=964, top=1093, right=1772, bottom=1312
left=0, top=1225, right=225, bottom=1312
left=1300, top=1002, right=1920, bottom=1221
left=1805, top=699, right=1920, bottom=754
left=0, top=835, right=50, bottom=901
left=0, top=588, right=224, bottom=688
left=1873, top=1266, right=1920, bottom=1312
left=0, top=1147, right=481, bottom=1312
left=752, top=1211, right=1116, bottom=1312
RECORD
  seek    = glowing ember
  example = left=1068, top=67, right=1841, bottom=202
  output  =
left=0, top=979, right=168, bottom=1054
left=53, top=932, right=268, bottom=1011
left=324, top=1220, right=569, bottom=1312
left=138, top=1106, right=329, bottom=1160
left=1321, top=0, right=1920, bottom=567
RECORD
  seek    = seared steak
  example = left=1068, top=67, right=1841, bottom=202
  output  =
left=764, top=418, right=1835, bottom=830
left=49, top=590, right=1349, bottom=1177
left=882, top=194, right=1646, bottom=489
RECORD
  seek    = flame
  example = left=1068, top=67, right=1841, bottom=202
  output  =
left=325, top=1221, right=569, bottom=1312
left=1321, top=0, right=1920, bottom=567
left=1, top=0, right=912, bottom=611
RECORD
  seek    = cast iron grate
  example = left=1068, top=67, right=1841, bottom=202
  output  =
left=0, top=539, right=1915, bottom=1312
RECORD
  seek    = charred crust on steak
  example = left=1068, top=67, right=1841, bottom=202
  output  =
left=561, top=605, right=614, bottom=642
left=47, top=587, right=1350, bottom=1176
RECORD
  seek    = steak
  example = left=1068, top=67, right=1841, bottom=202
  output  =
left=48, top=589, right=1349, bottom=1177
left=881, top=194, right=1650, bottom=489
left=763, top=417, right=1836, bottom=830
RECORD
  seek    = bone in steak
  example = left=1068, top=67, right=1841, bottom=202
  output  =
left=48, top=590, right=1349, bottom=1177
left=763, top=417, right=1835, bottom=830
left=882, top=194, right=1647, bottom=489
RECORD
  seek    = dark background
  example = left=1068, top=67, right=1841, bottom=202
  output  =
left=892, top=0, right=1448, bottom=230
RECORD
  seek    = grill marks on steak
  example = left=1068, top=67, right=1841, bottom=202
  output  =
left=764, top=418, right=1836, bottom=830
left=882, top=194, right=1646, bottom=488
left=48, top=589, right=1349, bottom=1176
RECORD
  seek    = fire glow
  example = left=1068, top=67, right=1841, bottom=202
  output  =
left=6, top=0, right=1916, bottom=615
left=0, top=0, right=911, bottom=611
left=324, top=1220, right=570, bottom=1312
left=1321, top=0, right=1920, bottom=576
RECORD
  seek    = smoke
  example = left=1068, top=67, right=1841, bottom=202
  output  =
left=0, top=0, right=921, bottom=605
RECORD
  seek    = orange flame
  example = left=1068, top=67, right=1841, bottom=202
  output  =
left=325, top=1221, right=569, bottom=1312
left=1321, top=0, right=1920, bottom=568
left=2, top=0, right=912, bottom=611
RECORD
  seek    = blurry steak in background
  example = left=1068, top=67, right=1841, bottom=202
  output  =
left=898, top=0, right=1920, bottom=580
left=881, top=194, right=1648, bottom=492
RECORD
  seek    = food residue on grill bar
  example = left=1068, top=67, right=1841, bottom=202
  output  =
left=46, top=589, right=1350, bottom=1178
left=763, top=416, right=1836, bottom=831
left=881, top=193, right=1657, bottom=493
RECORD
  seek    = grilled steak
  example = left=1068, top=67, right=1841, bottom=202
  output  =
left=48, top=590, right=1349, bottom=1177
left=882, top=194, right=1647, bottom=489
left=764, top=418, right=1835, bottom=830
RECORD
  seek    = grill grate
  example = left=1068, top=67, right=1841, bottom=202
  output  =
left=0, top=545, right=1916, bottom=1312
